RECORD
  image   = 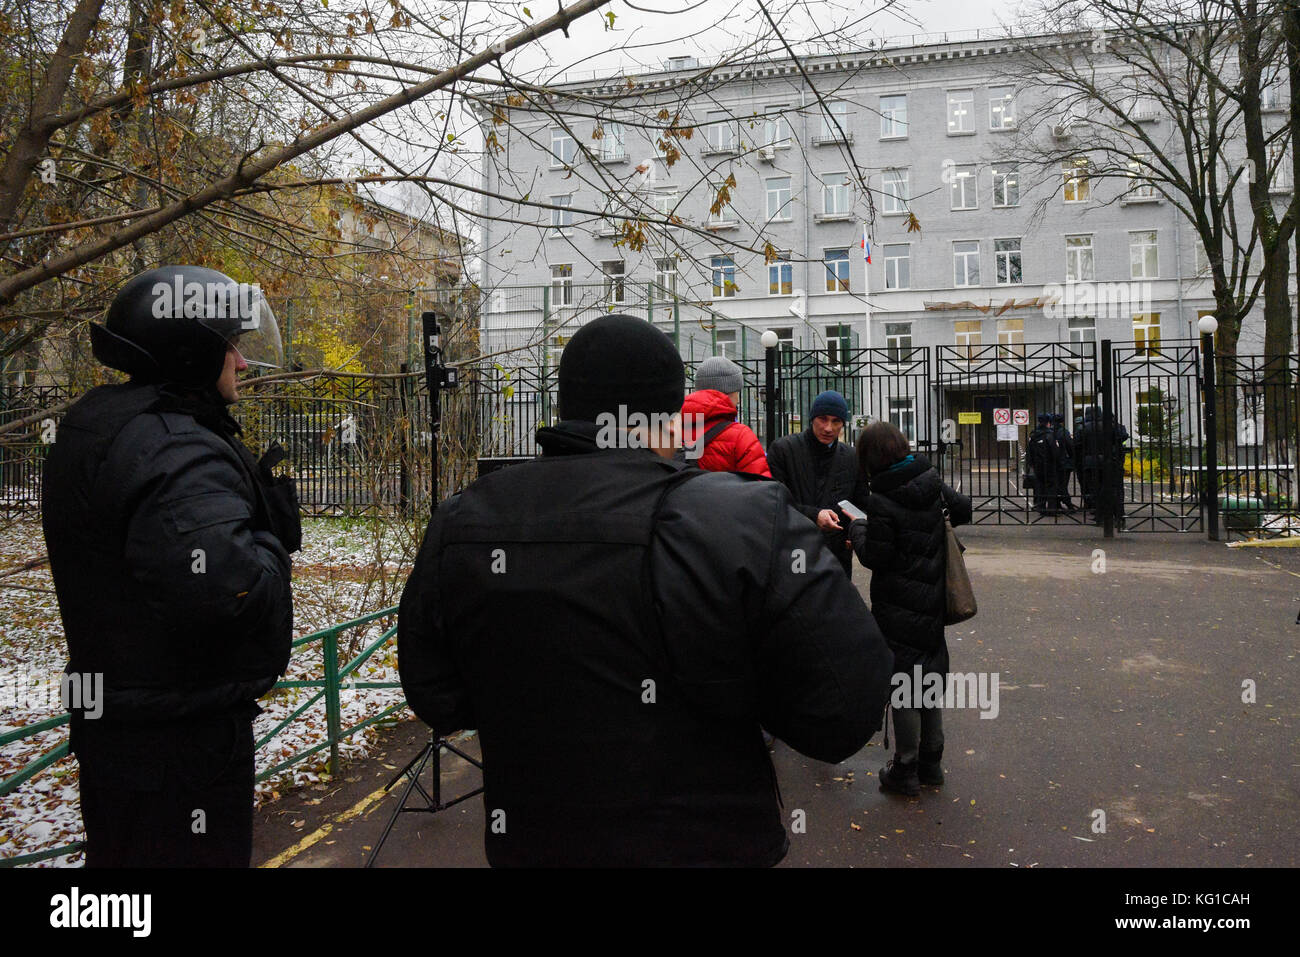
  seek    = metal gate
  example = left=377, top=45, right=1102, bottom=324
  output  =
left=770, top=346, right=931, bottom=450
left=1108, top=343, right=1203, bottom=532
left=935, top=341, right=1097, bottom=524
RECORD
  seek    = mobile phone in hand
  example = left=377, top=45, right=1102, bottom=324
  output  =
left=837, top=499, right=867, bottom=522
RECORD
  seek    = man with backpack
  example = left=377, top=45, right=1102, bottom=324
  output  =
left=679, top=355, right=770, bottom=475
left=398, top=314, right=893, bottom=866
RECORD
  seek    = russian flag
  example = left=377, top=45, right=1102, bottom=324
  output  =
left=861, top=226, right=871, bottom=264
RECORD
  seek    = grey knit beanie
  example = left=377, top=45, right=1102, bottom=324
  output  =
left=695, top=355, right=743, bottom=394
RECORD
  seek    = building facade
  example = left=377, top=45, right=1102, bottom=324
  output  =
left=473, top=30, right=1292, bottom=444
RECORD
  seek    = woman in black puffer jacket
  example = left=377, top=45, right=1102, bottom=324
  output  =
left=848, top=421, right=972, bottom=796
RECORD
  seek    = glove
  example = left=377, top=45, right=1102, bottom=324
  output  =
left=258, top=443, right=303, bottom=553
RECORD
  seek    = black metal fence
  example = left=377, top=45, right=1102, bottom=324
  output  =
left=3, top=342, right=1297, bottom=536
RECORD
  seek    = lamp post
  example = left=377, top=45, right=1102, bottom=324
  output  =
left=761, top=329, right=779, bottom=451
left=1199, top=314, right=1220, bottom=541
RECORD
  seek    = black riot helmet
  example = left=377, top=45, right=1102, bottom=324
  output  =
left=90, top=265, right=283, bottom=387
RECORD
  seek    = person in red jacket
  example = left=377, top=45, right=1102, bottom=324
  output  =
left=681, top=355, right=771, bottom=476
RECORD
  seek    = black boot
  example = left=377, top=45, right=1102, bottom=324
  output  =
left=917, top=749, right=944, bottom=786
left=879, top=758, right=920, bottom=796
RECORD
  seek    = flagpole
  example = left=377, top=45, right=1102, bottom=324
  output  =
left=863, top=223, right=873, bottom=350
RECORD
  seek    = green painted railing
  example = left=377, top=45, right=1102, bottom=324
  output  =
left=0, top=604, right=405, bottom=867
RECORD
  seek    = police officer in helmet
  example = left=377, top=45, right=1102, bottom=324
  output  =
left=43, top=265, right=299, bottom=867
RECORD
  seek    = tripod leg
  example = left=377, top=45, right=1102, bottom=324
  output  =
left=365, top=742, right=435, bottom=868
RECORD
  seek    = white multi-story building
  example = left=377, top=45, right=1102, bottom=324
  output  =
left=475, top=29, right=1290, bottom=368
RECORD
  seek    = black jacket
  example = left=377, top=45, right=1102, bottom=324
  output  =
left=1078, top=411, right=1129, bottom=471
left=848, top=456, right=971, bottom=675
left=1054, top=426, right=1075, bottom=471
left=42, top=382, right=294, bottom=783
left=766, top=429, right=869, bottom=571
left=1027, top=426, right=1058, bottom=473
left=398, top=420, right=893, bottom=867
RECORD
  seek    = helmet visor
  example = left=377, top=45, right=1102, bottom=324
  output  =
left=227, top=290, right=283, bottom=370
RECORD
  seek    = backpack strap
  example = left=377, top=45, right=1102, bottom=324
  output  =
left=678, top=418, right=736, bottom=462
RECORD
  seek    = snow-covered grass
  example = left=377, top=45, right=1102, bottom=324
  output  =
left=1, top=514, right=422, bottom=867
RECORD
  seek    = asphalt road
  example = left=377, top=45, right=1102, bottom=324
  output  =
left=254, top=526, right=1300, bottom=868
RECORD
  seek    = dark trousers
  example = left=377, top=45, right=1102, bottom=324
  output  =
left=1056, top=468, right=1074, bottom=508
left=1078, top=468, right=1095, bottom=509
left=1032, top=466, right=1054, bottom=511
left=891, top=706, right=944, bottom=764
left=79, top=717, right=255, bottom=868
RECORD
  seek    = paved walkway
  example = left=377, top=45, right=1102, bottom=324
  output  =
left=253, top=527, right=1300, bottom=868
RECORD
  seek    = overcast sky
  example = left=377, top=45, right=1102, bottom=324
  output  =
left=510, top=0, right=1023, bottom=83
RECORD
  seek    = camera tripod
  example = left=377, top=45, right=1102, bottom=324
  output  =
left=364, top=732, right=483, bottom=867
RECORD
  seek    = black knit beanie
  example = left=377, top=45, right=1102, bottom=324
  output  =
left=558, top=314, right=685, bottom=422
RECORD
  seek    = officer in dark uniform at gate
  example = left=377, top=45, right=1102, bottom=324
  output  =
left=42, top=266, right=299, bottom=867
left=1027, top=412, right=1060, bottom=515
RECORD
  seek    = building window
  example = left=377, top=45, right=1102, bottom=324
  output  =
left=882, top=168, right=909, bottom=213
left=1129, top=93, right=1158, bottom=121
left=950, top=164, right=978, bottom=210
left=711, top=256, right=736, bottom=298
left=549, top=194, right=573, bottom=235
left=888, top=397, right=917, bottom=441
left=994, top=238, right=1022, bottom=285
left=1127, top=155, right=1157, bottom=199
left=1065, top=234, right=1094, bottom=281
left=883, top=245, right=910, bottom=289
left=1130, top=230, right=1159, bottom=279
left=654, top=257, right=677, bottom=296
left=820, top=100, right=850, bottom=140
left=880, top=94, right=907, bottom=137
left=715, top=328, right=737, bottom=358
left=602, top=260, right=626, bottom=304
left=997, top=317, right=1025, bottom=359
left=550, top=264, right=573, bottom=306
left=955, top=319, right=982, bottom=360
left=1063, top=157, right=1090, bottom=202
left=822, top=172, right=850, bottom=215
left=1194, top=239, right=1211, bottom=277
left=947, top=89, right=975, bottom=133
left=1261, top=76, right=1285, bottom=111
left=1068, top=316, right=1096, bottom=343
left=706, top=112, right=737, bottom=152
left=992, top=163, right=1020, bottom=207
left=1268, top=141, right=1292, bottom=193
left=768, top=251, right=793, bottom=296
left=766, top=176, right=792, bottom=220
left=885, top=321, right=913, bottom=363
left=550, top=128, right=576, bottom=166
left=763, top=107, right=792, bottom=148
left=824, top=248, right=850, bottom=293
left=1133, top=312, right=1161, bottom=355
left=989, top=86, right=1016, bottom=129
left=651, top=188, right=678, bottom=219
left=597, top=121, right=625, bottom=161
left=826, top=324, right=850, bottom=365
left=953, top=240, right=980, bottom=287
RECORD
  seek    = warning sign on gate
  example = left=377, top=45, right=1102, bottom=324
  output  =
left=993, top=408, right=1011, bottom=425
left=1013, top=409, right=1030, bottom=426
left=958, top=412, right=982, bottom=425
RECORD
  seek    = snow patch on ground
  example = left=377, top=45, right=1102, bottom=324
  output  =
left=1, top=516, right=417, bottom=867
